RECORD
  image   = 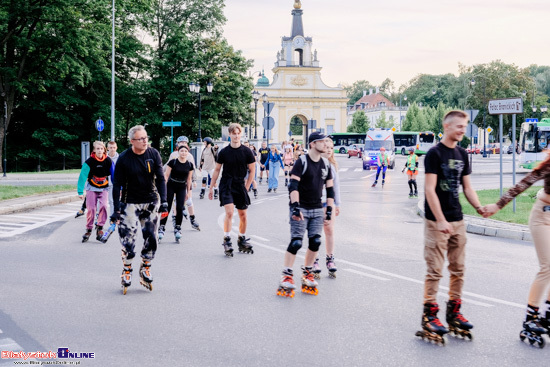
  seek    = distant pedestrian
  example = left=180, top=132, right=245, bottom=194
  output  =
left=402, top=147, right=419, bottom=198
left=199, top=137, right=218, bottom=200
left=111, top=125, right=167, bottom=294
left=282, top=146, right=294, bottom=187
left=77, top=141, right=113, bottom=242
left=372, top=147, right=390, bottom=187
left=265, top=145, right=284, bottom=193
left=107, top=141, right=119, bottom=214
left=258, top=141, right=270, bottom=184
left=209, top=123, right=256, bottom=257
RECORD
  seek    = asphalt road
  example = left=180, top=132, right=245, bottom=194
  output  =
left=0, top=154, right=546, bottom=366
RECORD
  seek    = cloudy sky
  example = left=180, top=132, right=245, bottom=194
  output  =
left=223, top=0, right=550, bottom=88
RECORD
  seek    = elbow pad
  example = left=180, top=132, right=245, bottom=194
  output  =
left=326, top=186, right=335, bottom=199
left=288, top=179, right=299, bottom=193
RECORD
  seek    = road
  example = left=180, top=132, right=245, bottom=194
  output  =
left=0, top=154, right=546, bottom=366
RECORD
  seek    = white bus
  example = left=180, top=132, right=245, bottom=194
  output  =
left=394, top=131, right=435, bottom=156
left=519, top=118, right=550, bottom=169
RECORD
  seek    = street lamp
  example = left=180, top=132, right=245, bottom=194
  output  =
left=252, top=90, right=260, bottom=139
left=399, top=94, right=407, bottom=131
left=471, top=76, right=488, bottom=157
left=111, top=0, right=115, bottom=142
left=262, top=93, right=268, bottom=140
left=2, top=96, right=6, bottom=177
left=189, top=81, right=213, bottom=142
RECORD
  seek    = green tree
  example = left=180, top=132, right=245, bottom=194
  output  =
left=347, top=111, right=368, bottom=133
left=344, top=80, right=375, bottom=105
left=375, top=111, right=393, bottom=129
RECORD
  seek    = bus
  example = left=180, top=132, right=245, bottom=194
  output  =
left=394, top=131, right=435, bottom=156
left=328, top=133, right=366, bottom=154
left=519, top=118, right=550, bottom=169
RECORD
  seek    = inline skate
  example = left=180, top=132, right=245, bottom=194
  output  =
left=139, top=259, right=153, bottom=291
left=82, top=228, right=92, bottom=243
left=190, top=215, right=200, bottom=231
left=312, top=258, right=321, bottom=279
left=237, top=235, right=254, bottom=254
left=174, top=225, right=182, bottom=243
left=446, top=299, right=473, bottom=340
left=75, top=208, right=85, bottom=218
left=519, top=305, right=546, bottom=348
left=213, top=189, right=219, bottom=199
left=121, top=263, right=132, bottom=295
left=326, top=254, right=337, bottom=278
left=95, top=225, right=104, bottom=241
left=253, top=189, right=258, bottom=199
left=199, top=188, right=205, bottom=199
left=222, top=236, right=233, bottom=257
left=371, top=180, right=377, bottom=187
left=158, top=224, right=165, bottom=241
left=301, top=266, right=318, bottom=295
left=100, top=222, right=116, bottom=243
left=415, top=303, right=448, bottom=345
left=276, top=269, right=296, bottom=298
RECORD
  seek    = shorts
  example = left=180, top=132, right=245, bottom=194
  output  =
left=260, top=162, right=268, bottom=171
left=289, top=208, right=324, bottom=239
left=202, top=169, right=214, bottom=178
left=219, top=178, right=250, bottom=210
left=406, top=169, right=419, bottom=176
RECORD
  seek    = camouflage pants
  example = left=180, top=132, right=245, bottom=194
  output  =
left=118, top=200, right=160, bottom=262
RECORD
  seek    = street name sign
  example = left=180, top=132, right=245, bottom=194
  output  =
left=488, top=98, right=523, bottom=115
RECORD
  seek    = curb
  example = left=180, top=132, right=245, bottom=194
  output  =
left=0, top=192, right=81, bottom=215
left=416, top=199, right=532, bottom=243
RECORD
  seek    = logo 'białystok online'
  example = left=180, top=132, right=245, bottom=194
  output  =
left=1, top=347, right=95, bottom=361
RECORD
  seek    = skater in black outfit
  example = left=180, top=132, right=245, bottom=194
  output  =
left=209, top=123, right=256, bottom=256
left=111, top=125, right=168, bottom=294
left=159, top=144, right=194, bottom=243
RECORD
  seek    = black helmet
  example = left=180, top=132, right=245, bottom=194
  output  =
left=203, top=137, right=213, bottom=145
left=408, top=147, right=415, bottom=152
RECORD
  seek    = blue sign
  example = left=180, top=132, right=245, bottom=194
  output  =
left=262, top=116, right=275, bottom=130
left=525, top=118, right=539, bottom=122
left=162, top=121, right=182, bottom=127
left=95, top=119, right=104, bottom=132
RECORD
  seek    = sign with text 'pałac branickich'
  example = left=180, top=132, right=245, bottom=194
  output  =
left=488, top=98, right=523, bottom=115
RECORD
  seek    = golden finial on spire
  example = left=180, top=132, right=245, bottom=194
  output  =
left=294, top=0, right=301, bottom=10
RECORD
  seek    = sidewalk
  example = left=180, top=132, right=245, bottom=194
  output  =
left=0, top=191, right=80, bottom=215
left=416, top=199, right=531, bottom=242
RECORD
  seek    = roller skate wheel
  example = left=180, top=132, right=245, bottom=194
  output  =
left=314, top=273, right=321, bottom=280
left=122, top=286, right=128, bottom=295
left=328, top=272, right=336, bottom=279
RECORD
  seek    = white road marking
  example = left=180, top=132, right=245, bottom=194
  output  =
left=250, top=235, right=269, bottom=242
left=354, top=168, right=363, bottom=172
left=0, top=210, right=75, bottom=238
left=344, top=268, right=390, bottom=281
left=339, top=168, right=349, bottom=172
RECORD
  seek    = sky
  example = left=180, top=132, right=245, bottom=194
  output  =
left=222, top=0, right=550, bottom=89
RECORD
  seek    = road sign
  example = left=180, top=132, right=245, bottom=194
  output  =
left=263, top=102, right=274, bottom=115
left=525, top=118, right=539, bottom=122
left=465, top=109, right=479, bottom=122
left=262, top=116, right=275, bottom=130
left=95, top=119, right=104, bottom=132
left=391, top=127, right=396, bottom=132
left=488, top=98, right=523, bottom=115
left=438, top=132, right=443, bottom=139
left=162, top=121, right=182, bottom=127
left=466, top=123, right=478, bottom=138
left=487, top=127, right=493, bottom=134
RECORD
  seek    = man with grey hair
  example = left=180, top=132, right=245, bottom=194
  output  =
left=111, top=125, right=168, bottom=294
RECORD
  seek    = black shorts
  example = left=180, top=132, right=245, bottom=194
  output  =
left=260, top=162, right=268, bottom=171
left=219, top=178, right=251, bottom=210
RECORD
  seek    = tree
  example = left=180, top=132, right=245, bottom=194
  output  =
left=347, top=111, right=368, bottom=133
left=344, top=80, right=375, bottom=105
left=375, top=111, right=393, bottom=129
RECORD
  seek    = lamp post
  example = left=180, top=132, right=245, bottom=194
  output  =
left=262, top=93, right=268, bottom=141
left=252, top=90, right=260, bottom=139
left=470, top=76, right=488, bottom=157
left=111, top=0, right=115, bottom=142
left=533, top=105, right=548, bottom=120
left=399, top=94, right=407, bottom=131
left=2, top=98, right=6, bottom=177
left=189, top=81, right=213, bottom=142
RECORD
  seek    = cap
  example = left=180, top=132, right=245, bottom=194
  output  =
left=308, top=131, right=327, bottom=144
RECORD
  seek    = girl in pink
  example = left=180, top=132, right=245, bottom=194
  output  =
left=283, top=146, right=294, bottom=187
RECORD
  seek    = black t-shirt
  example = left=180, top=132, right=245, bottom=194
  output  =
left=216, top=144, right=256, bottom=180
left=167, top=159, right=194, bottom=183
left=259, top=147, right=270, bottom=163
left=424, top=143, right=471, bottom=222
left=113, top=147, right=167, bottom=208
left=290, top=154, right=333, bottom=209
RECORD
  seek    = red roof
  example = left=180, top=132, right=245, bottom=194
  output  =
left=352, top=93, right=395, bottom=110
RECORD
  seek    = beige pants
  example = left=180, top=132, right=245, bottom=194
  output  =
left=528, top=199, right=550, bottom=307
left=423, top=219, right=467, bottom=304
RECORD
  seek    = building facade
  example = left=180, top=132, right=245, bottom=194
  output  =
left=347, top=90, right=408, bottom=130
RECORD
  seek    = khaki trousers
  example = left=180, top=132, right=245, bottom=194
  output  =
left=423, top=219, right=467, bottom=304
left=528, top=199, right=550, bottom=307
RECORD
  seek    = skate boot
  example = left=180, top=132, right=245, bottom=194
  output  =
left=382, top=179, right=385, bottom=187
left=213, top=189, right=219, bottom=199
left=285, top=178, right=288, bottom=186
left=415, top=303, right=448, bottom=345
left=139, top=259, right=153, bottom=291
left=199, top=188, right=205, bottom=199
left=174, top=225, right=182, bottom=243
left=326, top=254, right=337, bottom=278
left=82, top=228, right=92, bottom=243
left=95, top=225, right=104, bottom=241
left=520, top=305, right=547, bottom=348
left=75, top=208, right=85, bottom=218
left=541, top=300, right=550, bottom=331
left=409, top=191, right=414, bottom=199
left=253, top=189, right=258, bottom=199
left=259, top=178, right=262, bottom=184
left=276, top=269, right=296, bottom=298
left=190, top=215, right=200, bottom=231
left=121, top=263, right=132, bottom=295
left=237, top=235, right=254, bottom=254
left=274, top=188, right=277, bottom=193
left=446, top=299, right=473, bottom=340
left=312, top=258, right=321, bottom=279
left=414, top=190, right=418, bottom=197
left=301, top=266, right=319, bottom=295
left=222, top=236, right=233, bottom=257
left=268, top=188, right=272, bottom=193
left=371, top=180, right=377, bottom=187
left=158, top=225, right=165, bottom=241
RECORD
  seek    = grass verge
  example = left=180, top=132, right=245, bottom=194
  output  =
left=459, top=186, right=540, bottom=225
left=0, top=185, right=76, bottom=201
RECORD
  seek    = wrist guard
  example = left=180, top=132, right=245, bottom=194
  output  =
left=326, top=205, right=333, bottom=221
left=290, top=202, right=301, bottom=217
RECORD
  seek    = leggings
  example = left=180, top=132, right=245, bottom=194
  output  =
left=161, top=181, right=187, bottom=226
left=375, top=165, right=387, bottom=181
left=527, top=199, right=550, bottom=306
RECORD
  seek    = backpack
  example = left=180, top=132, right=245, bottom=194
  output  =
left=299, top=154, right=330, bottom=175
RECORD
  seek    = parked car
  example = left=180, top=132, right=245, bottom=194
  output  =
left=347, top=144, right=362, bottom=158
left=482, top=143, right=500, bottom=154
left=466, top=145, right=481, bottom=154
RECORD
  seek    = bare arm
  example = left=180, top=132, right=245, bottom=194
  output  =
left=208, top=163, right=222, bottom=200
left=462, top=175, right=483, bottom=215
left=245, top=162, right=256, bottom=190
left=164, top=165, right=171, bottom=183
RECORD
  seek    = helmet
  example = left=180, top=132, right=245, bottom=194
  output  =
left=380, top=147, right=386, bottom=152
left=408, top=147, right=415, bottom=152
left=203, top=137, right=213, bottom=145
left=176, top=136, right=189, bottom=143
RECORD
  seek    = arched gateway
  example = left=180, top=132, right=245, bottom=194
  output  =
left=254, top=1, right=348, bottom=144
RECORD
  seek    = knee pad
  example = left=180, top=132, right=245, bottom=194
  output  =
left=202, top=177, right=208, bottom=185
left=308, top=235, right=322, bottom=252
left=285, top=171, right=288, bottom=177
left=186, top=198, right=193, bottom=207
left=286, top=238, right=303, bottom=255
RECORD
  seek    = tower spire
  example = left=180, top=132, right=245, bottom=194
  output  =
left=291, top=1, right=304, bottom=37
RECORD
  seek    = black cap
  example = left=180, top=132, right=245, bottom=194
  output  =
left=308, top=131, right=327, bottom=144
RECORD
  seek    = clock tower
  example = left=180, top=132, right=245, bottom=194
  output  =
left=255, top=1, right=348, bottom=144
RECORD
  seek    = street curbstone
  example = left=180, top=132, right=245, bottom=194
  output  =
left=0, top=193, right=80, bottom=215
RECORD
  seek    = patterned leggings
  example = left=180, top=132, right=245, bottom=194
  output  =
left=118, top=201, right=160, bottom=262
